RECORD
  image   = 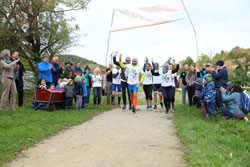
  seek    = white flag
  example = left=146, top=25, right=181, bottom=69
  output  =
left=110, top=2, right=184, bottom=32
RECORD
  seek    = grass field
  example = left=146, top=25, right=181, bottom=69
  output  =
left=174, top=92, right=250, bottom=167
left=0, top=92, right=112, bottom=166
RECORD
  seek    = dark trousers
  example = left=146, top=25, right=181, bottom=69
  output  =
left=215, top=89, right=224, bottom=109
left=84, top=86, right=91, bottom=104
left=121, top=81, right=131, bottom=106
left=15, top=80, right=24, bottom=106
left=65, top=97, right=73, bottom=109
left=171, top=87, right=176, bottom=107
left=205, top=102, right=215, bottom=117
left=219, top=107, right=233, bottom=119
left=93, top=87, right=102, bottom=105
left=143, top=85, right=153, bottom=100
left=193, top=96, right=201, bottom=108
left=81, top=96, right=85, bottom=108
left=187, top=86, right=195, bottom=106
left=162, top=86, right=175, bottom=110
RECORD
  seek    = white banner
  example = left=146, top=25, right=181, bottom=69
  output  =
left=110, top=2, right=184, bottom=32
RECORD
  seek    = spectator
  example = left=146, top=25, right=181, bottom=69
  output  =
left=199, top=63, right=207, bottom=85
left=200, top=74, right=216, bottom=118
left=52, top=56, right=63, bottom=85
left=38, top=54, right=55, bottom=86
left=75, top=75, right=84, bottom=110
left=83, top=66, right=92, bottom=104
left=206, top=63, right=213, bottom=74
left=219, top=85, right=246, bottom=120
left=185, top=64, right=199, bottom=106
left=180, top=64, right=188, bottom=106
left=106, top=62, right=113, bottom=105
left=211, top=60, right=228, bottom=109
left=193, top=78, right=202, bottom=108
left=81, top=76, right=87, bottom=110
left=37, top=78, right=47, bottom=89
left=63, top=61, right=74, bottom=79
left=0, top=49, right=19, bottom=111
left=64, top=79, right=75, bottom=109
left=73, top=61, right=83, bottom=77
left=11, top=51, right=26, bottom=107
left=92, top=67, right=102, bottom=107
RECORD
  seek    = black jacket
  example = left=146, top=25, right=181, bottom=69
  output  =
left=11, top=59, right=26, bottom=88
left=113, top=56, right=127, bottom=82
left=52, top=63, right=63, bottom=83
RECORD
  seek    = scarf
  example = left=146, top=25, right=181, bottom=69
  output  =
left=3, top=58, right=12, bottom=64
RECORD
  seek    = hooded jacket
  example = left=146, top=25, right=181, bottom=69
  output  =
left=212, top=66, right=228, bottom=88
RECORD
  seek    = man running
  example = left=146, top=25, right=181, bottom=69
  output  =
left=119, top=54, right=145, bottom=113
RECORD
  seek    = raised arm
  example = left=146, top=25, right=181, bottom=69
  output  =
left=119, top=54, right=126, bottom=69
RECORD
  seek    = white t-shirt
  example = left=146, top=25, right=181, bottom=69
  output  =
left=93, top=74, right=102, bottom=87
left=172, top=73, right=177, bottom=87
left=153, top=69, right=162, bottom=84
left=125, top=64, right=144, bottom=85
left=160, top=69, right=175, bottom=87
left=112, top=68, right=121, bottom=85
left=143, top=70, right=153, bottom=85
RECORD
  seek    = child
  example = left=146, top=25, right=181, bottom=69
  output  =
left=75, top=75, right=84, bottom=110
left=81, top=76, right=87, bottom=110
left=64, top=79, right=74, bottom=109
left=38, top=78, right=47, bottom=89
left=92, top=67, right=102, bottom=107
left=200, top=74, right=216, bottom=118
left=193, top=78, right=202, bottom=108
left=49, top=84, right=56, bottom=91
left=60, top=78, right=68, bottom=88
left=111, top=65, right=122, bottom=108
left=56, top=78, right=62, bottom=90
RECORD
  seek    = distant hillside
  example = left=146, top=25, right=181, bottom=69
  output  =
left=58, top=55, right=106, bottom=72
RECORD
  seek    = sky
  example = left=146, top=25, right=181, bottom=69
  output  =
left=65, top=0, right=250, bottom=66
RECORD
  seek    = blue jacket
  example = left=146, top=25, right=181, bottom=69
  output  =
left=38, top=61, right=55, bottom=83
left=73, top=67, right=83, bottom=76
left=52, top=63, right=63, bottom=83
left=221, top=91, right=245, bottom=116
left=212, top=67, right=228, bottom=88
left=81, top=83, right=87, bottom=97
left=199, top=82, right=216, bottom=104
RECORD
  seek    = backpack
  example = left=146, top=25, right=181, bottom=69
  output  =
left=240, top=92, right=250, bottom=114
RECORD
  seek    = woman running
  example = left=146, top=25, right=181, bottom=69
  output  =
left=152, top=62, right=163, bottom=109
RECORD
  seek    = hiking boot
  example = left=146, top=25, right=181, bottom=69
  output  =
left=160, top=102, right=163, bottom=108
left=154, top=105, right=157, bottom=109
left=122, top=104, right=126, bottom=109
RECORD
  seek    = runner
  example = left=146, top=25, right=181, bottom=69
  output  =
left=113, top=51, right=132, bottom=110
left=143, top=57, right=159, bottom=110
left=158, top=58, right=180, bottom=114
left=152, top=62, right=163, bottom=109
left=119, top=54, right=145, bottom=113
left=110, top=65, right=122, bottom=108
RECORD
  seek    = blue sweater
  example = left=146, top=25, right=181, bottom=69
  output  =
left=221, top=91, right=245, bottom=116
left=212, top=67, right=228, bottom=88
left=199, top=82, right=216, bottom=104
left=38, top=61, right=55, bottom=83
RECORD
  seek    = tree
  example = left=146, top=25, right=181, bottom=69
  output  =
left=181, top=56, right=194, bottom=67
left=0, top=0, right=90, bottom=74
left=196, top=53, right=212, bottom=68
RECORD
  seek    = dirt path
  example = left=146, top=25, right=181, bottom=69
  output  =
left=5, top=106, right=186, bottom=167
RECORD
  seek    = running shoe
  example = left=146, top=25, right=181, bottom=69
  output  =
left=122, top=104, right=126, bottom=109
left=129, top=105, right=132, bottom=110
left=154, top=105, right=157, bottom=109
left=132, top=107, right=136, bottom=113
left=109, top=103, right=112, bottom=107
left=118, top=104, right=121, bottom=108
left=160, top=102, right=163, bottom=108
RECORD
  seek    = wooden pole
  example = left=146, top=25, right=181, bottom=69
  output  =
left=105, top=10, right=115, bottom=67
left=180, top=0, right=199, bottom=62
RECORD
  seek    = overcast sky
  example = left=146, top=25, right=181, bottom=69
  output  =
left=66, top=0, right=250, bottom=66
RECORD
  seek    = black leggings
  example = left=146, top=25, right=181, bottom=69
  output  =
left=187, top=86, right=196, bottom=106
left=121, top=81, right=131, bottom=106
left=171, top=87, right=176, bottom=107
left=162, top=86, right=175, bottom=110
left=143, top=85, right=153, bottom=100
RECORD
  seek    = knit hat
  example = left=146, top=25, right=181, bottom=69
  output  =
left=132, top=57, right=138, bottom=64
left=195, top=78, right=202, bottom=83
left=125, top=57, right=131, bottom=61
left=216, top=60, right=224, bottom=66
left=67, top=79, right=73, bottom=84
left=75, top=75, right=81, bottom=82
left=63, top=78, right=68, bottom=82
left=204, top=74, right=212, bottom=82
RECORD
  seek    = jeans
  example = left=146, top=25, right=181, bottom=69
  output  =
left=182, top=85, right=187, bottom=105
left=76, top=95, right=83, bottom=110
left=219, top=107, right=234, bottom=119
left=84, top=86, right=91, bottom=104
left=205, top=102, right=215, bottom=118
left=161, top=86, right=175, bottom=110
left=93, top=87, right=102, bottom=105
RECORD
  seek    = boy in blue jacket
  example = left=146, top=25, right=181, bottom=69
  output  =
left=200, top=74, right=216, bottom=118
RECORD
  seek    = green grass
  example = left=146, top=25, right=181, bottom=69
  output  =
left=0, top=93, right=112, bottom=166
left=174, top=92, right=250, bottom=167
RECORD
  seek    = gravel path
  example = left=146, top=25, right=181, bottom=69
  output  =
left=5, top=106, right=186, bottom=167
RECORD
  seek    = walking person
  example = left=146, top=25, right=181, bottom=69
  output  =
left=11, top=51, right=26, bottom=107
left=152, top=62, right=163, bottom=109
left=106, top=62, right=113, bottom=106
left=38, top=54, right=55, bottom=86
left=185, top=64, right=199, bottom=106
left=180, top=64, right=188, bottom=106
left=113, top=51, right=132, bottom=110
left=92, top=67, right=102, bottom=107
left=52, top=56, right=63, bottom=85
left=110, top=65, right=122, bottom=108
left=0, top=49, right=20, bottom=111
left=83, top=66, right=92, bottom=104
left=119, top=54, right=145, bottom=113
left=211, top=60, right=228, bottom=109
